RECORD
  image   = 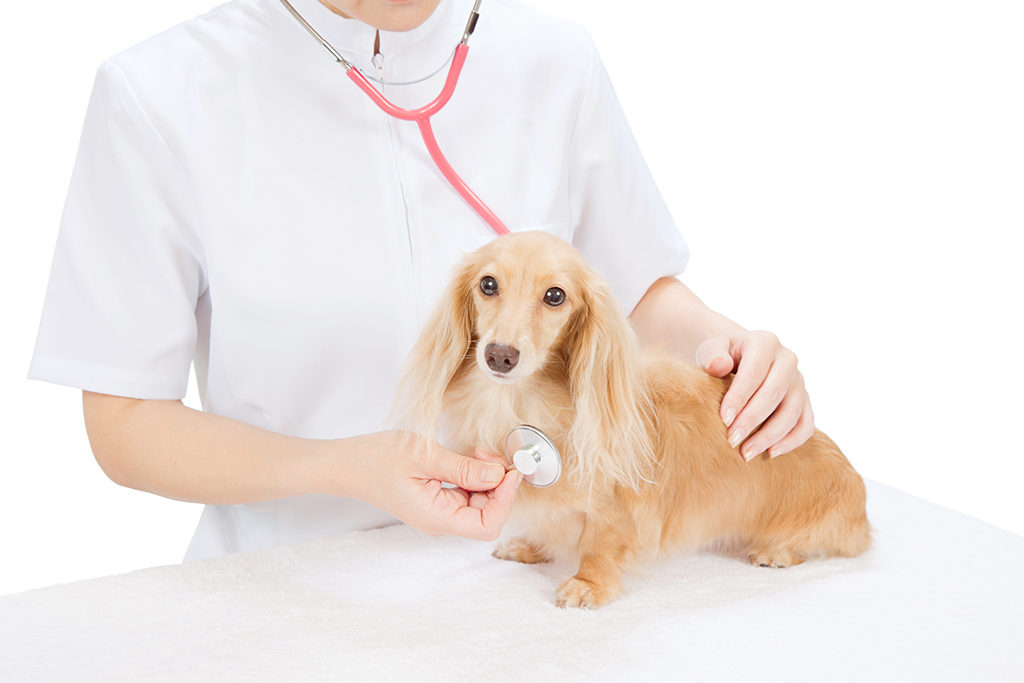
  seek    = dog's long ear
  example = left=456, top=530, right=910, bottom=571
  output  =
left=392, top=259, right=478, bottom=436
left=564, top=271, right=656, bottom=492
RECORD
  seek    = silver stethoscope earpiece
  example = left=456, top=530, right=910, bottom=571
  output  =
left=505, top=425, right=561, bottom=487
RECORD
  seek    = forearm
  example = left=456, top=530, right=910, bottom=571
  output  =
left=82, top=391, right=516, bottom=539
left=628, top=277, right=745, bottom=360
left=82, top=391, right=357, bottom=505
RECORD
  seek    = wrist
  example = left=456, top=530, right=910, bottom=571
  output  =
left=295, top=435, right=361, bottom=499
left=300, top=431, right=406, bottom=503
left=630, top=278, right=745, bottom=359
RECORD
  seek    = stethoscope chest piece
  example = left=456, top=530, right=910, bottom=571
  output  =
left=505, top=425, right=562, bottom=487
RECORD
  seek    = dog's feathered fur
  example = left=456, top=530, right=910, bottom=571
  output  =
left=396, top=231, right=870, bottom=608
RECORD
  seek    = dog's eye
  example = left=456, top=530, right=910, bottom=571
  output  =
left=544, top=287, right=566, bottom=307
left=480, top=276, right=499, bottom=296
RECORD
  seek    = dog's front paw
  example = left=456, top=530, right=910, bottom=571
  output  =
left=492, top=537, right=549, bottom=564
left=556, top=577, right=617, bottom=609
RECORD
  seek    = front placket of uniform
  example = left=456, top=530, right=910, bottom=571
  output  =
left=372, top=46, right=422, bottom=330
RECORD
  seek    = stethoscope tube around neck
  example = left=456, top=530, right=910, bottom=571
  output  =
left=278, top=0, right=509, bottom=236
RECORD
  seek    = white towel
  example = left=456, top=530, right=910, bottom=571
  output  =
left=2, top=480, right=1022, bottom=682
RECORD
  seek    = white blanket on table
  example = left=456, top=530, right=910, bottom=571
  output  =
left=2, top=480, right=1022, bottom=682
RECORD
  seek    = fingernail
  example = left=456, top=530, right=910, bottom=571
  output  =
left=481, top=465, right=504, bottom=486
left=743, top=447, right=760, bottom=462
left=706, top=354, right=726, bottom=370
left=769, top=446, right=785, bottom=459
left=728, top=430, right=744, bottom=449
left=722, top=408, right=736, bottom=428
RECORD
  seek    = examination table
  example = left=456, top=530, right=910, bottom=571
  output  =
left=2, top=480, right=1022, bottom=681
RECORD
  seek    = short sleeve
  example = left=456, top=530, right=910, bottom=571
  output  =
left=29, top=60, right=206, bottom=399
left=567, top=36, right=690, bottom=314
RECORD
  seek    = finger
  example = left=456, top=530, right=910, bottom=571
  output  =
left=721, top=335, right=781, bottom=430
left=466, top=465, right=517, bottom=511
left=468, top=490, right=490, bottom=510
left=428, top=447, right=505, bottom=491
left=695, top=337, right=736, bottom=379
left=768, top=401, right=816, bottom=458
left=478, top=471, right=519, bottom=535
left=738, top=384, right=806, bottom=461
left=445, top=471, right=519, bottom=541
left=727, top=351, right=798, bottom=452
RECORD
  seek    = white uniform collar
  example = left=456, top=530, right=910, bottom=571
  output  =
left=283, top=0, right=460, bottom=58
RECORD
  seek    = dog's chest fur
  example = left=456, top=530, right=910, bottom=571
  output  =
left=440, top=355, right=601, bottom=558
left=441, top=361, right=574, bottom=461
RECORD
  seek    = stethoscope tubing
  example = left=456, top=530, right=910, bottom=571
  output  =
left=279, top=0, right=509, bottom=236
left=345, top=45, right=510, bottom=236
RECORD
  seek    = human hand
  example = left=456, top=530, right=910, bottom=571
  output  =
left=352, top=431, right=519, bottom=541
left=696, top=331, right=814, bottom=461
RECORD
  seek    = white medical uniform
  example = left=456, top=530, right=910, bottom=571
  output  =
left=30, top=0, right=689, bottom=560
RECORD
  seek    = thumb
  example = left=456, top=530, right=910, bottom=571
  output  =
left=696, top=336, right=736, bottom=378
left=473, top=447, right=508, bottom=467
left=430, top=447, right=506, bottom=491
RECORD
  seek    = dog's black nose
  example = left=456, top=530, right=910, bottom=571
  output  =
left=485, top=343, right=520, bottom=374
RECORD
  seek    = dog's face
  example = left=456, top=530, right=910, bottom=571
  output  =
left=463, top=233, right=590, bottom=384
left=397, top=230, right=651, bottom=492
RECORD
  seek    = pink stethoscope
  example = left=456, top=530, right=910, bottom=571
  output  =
left=279, top=0, right=509, bottom=236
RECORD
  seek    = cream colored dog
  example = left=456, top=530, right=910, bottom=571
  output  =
left=397, top=231, right=870, bottom=608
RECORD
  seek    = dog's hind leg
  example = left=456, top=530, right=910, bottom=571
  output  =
left=745, top=487, right=871, bottom=568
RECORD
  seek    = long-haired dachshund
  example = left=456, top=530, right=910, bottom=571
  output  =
left=396, top=231, right=870, bottom=608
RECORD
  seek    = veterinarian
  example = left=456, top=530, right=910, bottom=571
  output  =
left=30, top=0, right=814, bottom=560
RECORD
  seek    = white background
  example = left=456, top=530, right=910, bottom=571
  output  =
left=1, top=0, right=1021, bottom=597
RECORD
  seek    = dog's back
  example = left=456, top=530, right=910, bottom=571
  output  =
left=641, top=348, right=871, bottom=566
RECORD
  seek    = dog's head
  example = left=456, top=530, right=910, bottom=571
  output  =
left=396, top=231, right=654, bottom=488
left=464, top=232, right=588, bottom=384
